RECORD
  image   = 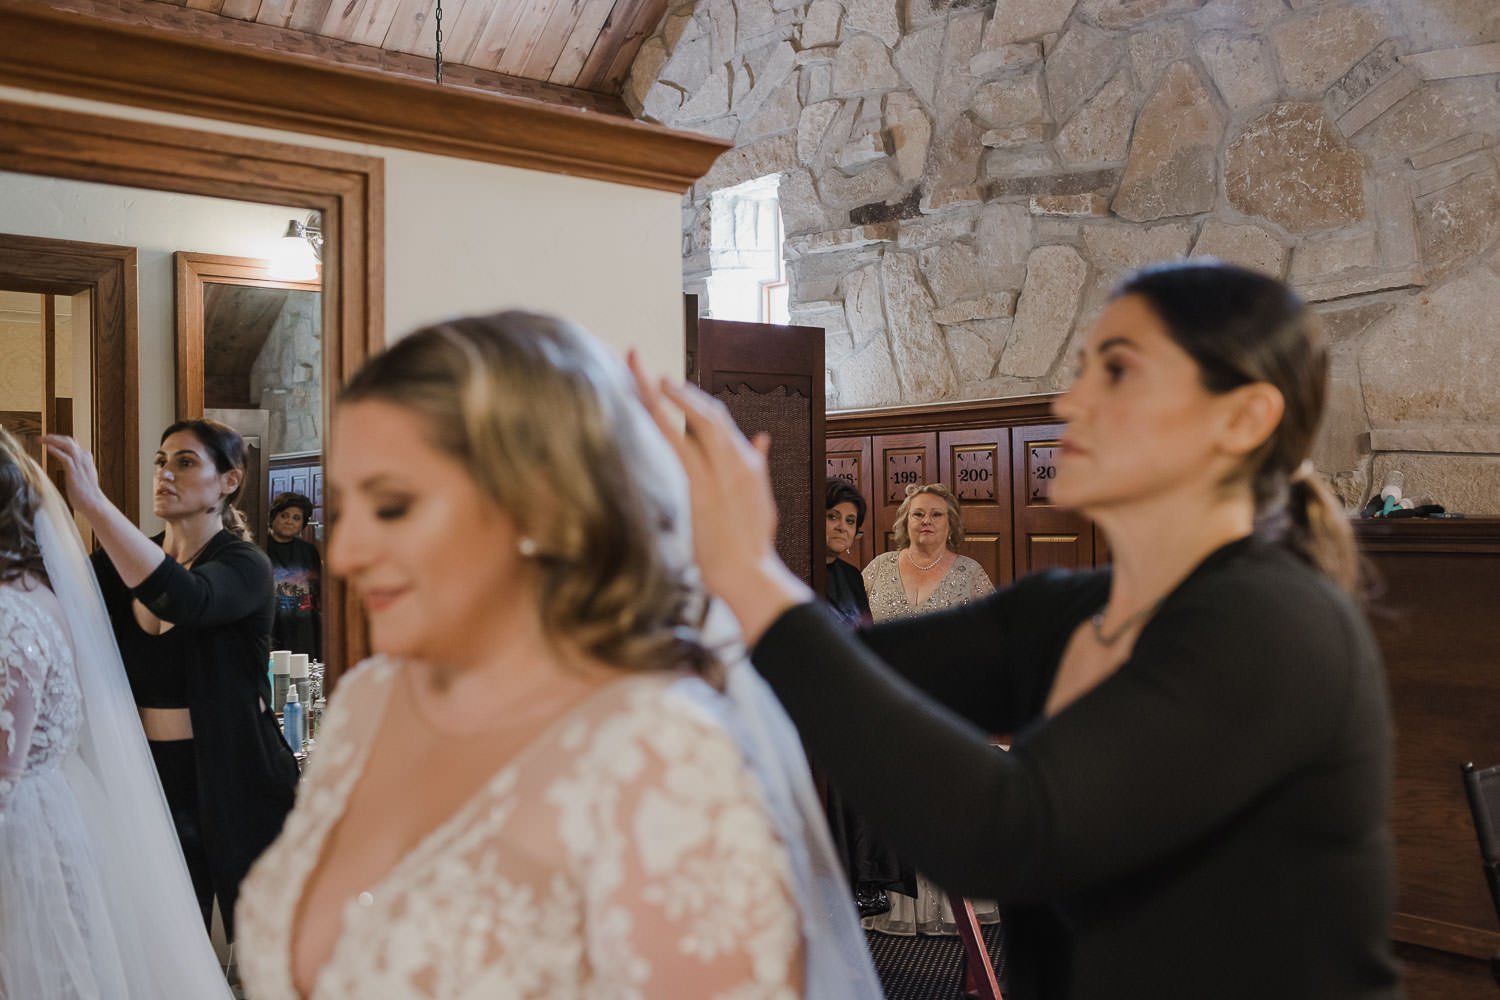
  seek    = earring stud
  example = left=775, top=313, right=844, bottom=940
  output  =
left=518, top=537, right=538, bottom=557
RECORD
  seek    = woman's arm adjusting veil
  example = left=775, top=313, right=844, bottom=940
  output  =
left=31, top=469, right=233, bottom=999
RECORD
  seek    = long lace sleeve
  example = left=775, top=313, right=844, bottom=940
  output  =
left=555, top=688, right=803, bottom=1000
left=0, top=590, right=47, bottom=821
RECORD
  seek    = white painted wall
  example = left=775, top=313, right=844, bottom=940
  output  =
left=0, top=84, right=689, bottom=520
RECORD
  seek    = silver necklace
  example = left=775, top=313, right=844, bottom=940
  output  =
left=905, top=547, right=944, bottom=572
left=1089, top=600, right=1161, bottom=646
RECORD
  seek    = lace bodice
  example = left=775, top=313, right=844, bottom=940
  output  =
left=861, top=551, right=994, bottom=622
left=0, top=583, right=83, bottom=819
left=237, top=658, right=803, bottom=1000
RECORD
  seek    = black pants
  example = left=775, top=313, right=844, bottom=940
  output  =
left=149, top=738, right=216, bottom=933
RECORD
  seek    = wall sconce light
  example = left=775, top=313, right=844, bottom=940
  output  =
left=267, top=213, right=322, bottom=281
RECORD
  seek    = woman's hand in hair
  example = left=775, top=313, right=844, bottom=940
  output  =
left=41, top=435, right=111, bottom=519
left=627, top=353, right=811, bottom=645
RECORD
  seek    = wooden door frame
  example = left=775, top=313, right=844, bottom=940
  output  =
left=0, top=97, right=382, bottom=686
left=0, top=233, right=138, bottom=523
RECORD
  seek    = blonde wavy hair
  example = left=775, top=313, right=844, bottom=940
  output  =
left=339, top=311, right=717, bottom=679
left=0, top=426, right=50, bottom=588
left=890, top=482, right=965, bottom=552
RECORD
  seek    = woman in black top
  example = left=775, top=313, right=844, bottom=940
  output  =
left=822, top=476, right=871, bottom=627
left=45, top=420, right=299, bottom=942
left=633, top=261, right=1400, bottom=999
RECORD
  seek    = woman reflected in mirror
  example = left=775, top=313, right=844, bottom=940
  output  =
left=44, top=419, right=299, bottom=950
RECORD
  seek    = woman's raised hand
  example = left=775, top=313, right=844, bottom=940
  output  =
left=41, top=434, right=109, bottom=517
left=627, top=353, right=811, bottom=644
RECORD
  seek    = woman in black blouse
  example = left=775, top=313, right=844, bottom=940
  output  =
left=822, top=477, right=870, bottom=627
left=634, top=261, right=1399, bottom=1000
left=45, top=420, right=298, bottom=943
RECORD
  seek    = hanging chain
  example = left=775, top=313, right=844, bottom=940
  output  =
left=433, top=0, right=444, bottom=86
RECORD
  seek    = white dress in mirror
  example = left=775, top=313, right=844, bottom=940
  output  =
left=0, top=454, right=231, bottom=999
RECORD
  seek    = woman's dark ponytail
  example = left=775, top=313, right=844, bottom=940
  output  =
left=1284, top=463, right=1359, bottom=595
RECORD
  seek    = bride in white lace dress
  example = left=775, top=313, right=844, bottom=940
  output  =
left=0, top=427, right=231, bottom=999
left=234, top=313, right=881, bottom=1000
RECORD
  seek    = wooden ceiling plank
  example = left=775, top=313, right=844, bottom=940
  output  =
left=574, top=0, right=652, bottom=92
left=347, top=0, right=405, bottom=47
left=492, top=0, right=559, bottom=76
left=519, top=0, right=587, bottom=81
left=380, top=0, right=440, bottom=56
left=319, top=0, right=369, bottom=42
left=286, top=0, right=335, bottom=32
left=595, top=0, right=667, bottom=93
left=254, top=0, right=297, bottom=29
left=429, top=0, right=489, bottom=66
left=0, top=5, right=727, bottom=191
left=184, top=0, right=227, bottom=13
left=466, top=0, right=529, bottom=73
left=220, top=0, right=265, bottom=21
left=548, top=0, right=616, bottom=86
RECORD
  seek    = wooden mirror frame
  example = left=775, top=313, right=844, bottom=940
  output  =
left=0, top=98, right=382, bottom=686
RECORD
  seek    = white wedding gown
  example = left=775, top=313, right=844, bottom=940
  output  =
left=0, top=582, right=131, bottom=998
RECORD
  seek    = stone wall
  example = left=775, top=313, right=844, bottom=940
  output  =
left=628, top=0, right=1500, bottom=513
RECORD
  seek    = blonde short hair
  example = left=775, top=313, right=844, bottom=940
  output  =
left=890, top=482, right=964, bottom=552
left=340, top=311, right=715, bottom=678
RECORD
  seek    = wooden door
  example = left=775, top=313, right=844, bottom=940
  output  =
left=694, top=317, right=825, bottom=591
left=826, top=434, right=874, bottom=570
left=870, top=432, right=938, bottom=556
left=1011, top=422, right=1095, bottom=576
left=939, top=427, right=1014, bottom=587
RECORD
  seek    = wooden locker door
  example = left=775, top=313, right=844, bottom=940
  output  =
left=871, top=432, right=938, bottom=557
left=695, top=318, right=825, bottom=591
left=1011, top=422, right=1095, bottom=575
left=939, top=427, right=1014, bottom=588
left=826, top=435, right=874, bottom=570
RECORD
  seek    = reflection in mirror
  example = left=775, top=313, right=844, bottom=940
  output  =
left=176, top=251, right=324, bottom=666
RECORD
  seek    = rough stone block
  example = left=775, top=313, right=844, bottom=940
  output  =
left=885, top=92, right=932, bottom=182
left=785, top=222, right=898, bottom=257
left=1294, top=266, right=1425, bottom=303
left=833, top=34, right=900, bottom=95
left=1083, top=223, right=1194, bottom=273
left=1225, top=104, right=1365, bottom=234
left=933, top=293, right=1018, bottom=324
left=1190, top=220, right=1288, bottom=277
left=1054, top=70, right=1135, bottom=166
left=797, top=101, right=841, bottom=165
left=970, top=43, right=1044, bottom=77
left=1403, top=43, right=1500, bottom=80
left=1270, top=5, right=1388, bottom=93
left=1002, top=245, right=1088, bottom=378
left=845, top=0, right=902, bottom=49
left=700, top=132, right=797, bottom=191
left=1415, top=166, right=1500, bottom=276
left=922, top=186, right=986, bottom=212
left=897, top=210, right=978, bottom=249
left=837, top=130, right=889, bottom=171
left=882, top=251, right=959, bottom=398
left=800, top=0, right=842, bottom=48
left=1046, top=23, right=1124, bottom=121
left=1312, top=300, right=1395, bottom=345
left=976, top=202, right=1035, bottom=271
left=1030, top=193, right=1110, bottom=216
left=831, top=335, right=903, bottom=408
left=1289, top=229, right=1379, bottom=281
left=1127, top=21, right=1191, bottom=92
left=678, top=65, right=730, bottom=122
left=1367, top=428, right=1500, bottom=455
left=1367, top=454, right=1500, bottom=516
left=893, top=22, right=945, bottom=106
left=1410, top=133, right=1492, bottom=171
left=1310, top=340, right=1371, bottom=475
left=982, top=124, right=1052, bottom=147
left=928, top=114, right=987, bottom=192
left=1337, top=68, right=1421, bottom=137
left=800, top=61, right=833, bottom=104
left=1076, top=0, right=1207, bottom=30
left=919, top=242, right=986, bottom=305
left=1197, top=32, right=1278, bottom=112
left=983, top=148, right=1059, bottom=179
left=777, top=168, right=832, bottom=235
left=1113, top=63, right=1222, bottom=222
left=850, top=188, right=923, bottom=225
left=842, top=262, right=886, bottom=347
left=1349, top=87, right=1466, bottom=162
left=1195, top=0, right=1287, bottom=30
left=1397, top=0, right=1500, bottom=51
left=1326, top=40, right=1401, bottom=119
left=973, top=69, right=1049, bottom=129
left=946, top=319, right=1010, bottom=381
left=739, top=74, right=803, bottom=142
left=984, top=0, right=1078, bottom=45
left=988, top=167, right=1122, bottom=198
left=932, top=12, right=987, bottom=128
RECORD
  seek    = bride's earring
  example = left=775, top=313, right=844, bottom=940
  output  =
left=518, top=536, right=538, bottom=557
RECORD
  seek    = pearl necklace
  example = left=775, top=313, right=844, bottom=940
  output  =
left=904, top=547, right=944, bottom=572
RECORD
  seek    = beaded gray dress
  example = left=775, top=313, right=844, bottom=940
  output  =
left=860, top=550, right=1002, bottom=935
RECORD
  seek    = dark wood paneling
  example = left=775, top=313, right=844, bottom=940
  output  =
left=0, top=4, right=728, bottom=193
left=1011, top=421, right=1094, bottom=576
left=871, top=432, right=936, bottom=555
left=939, top=426, right=1014, bottom=588
left=826, top=434, right=874, bottom=571
left=695, top=318, right=825, bottom=594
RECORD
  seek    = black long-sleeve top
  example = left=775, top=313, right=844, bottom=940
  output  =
left=754, top=536, right=1400, bottom=1000
left=93, top=531, right=299, bottom=939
